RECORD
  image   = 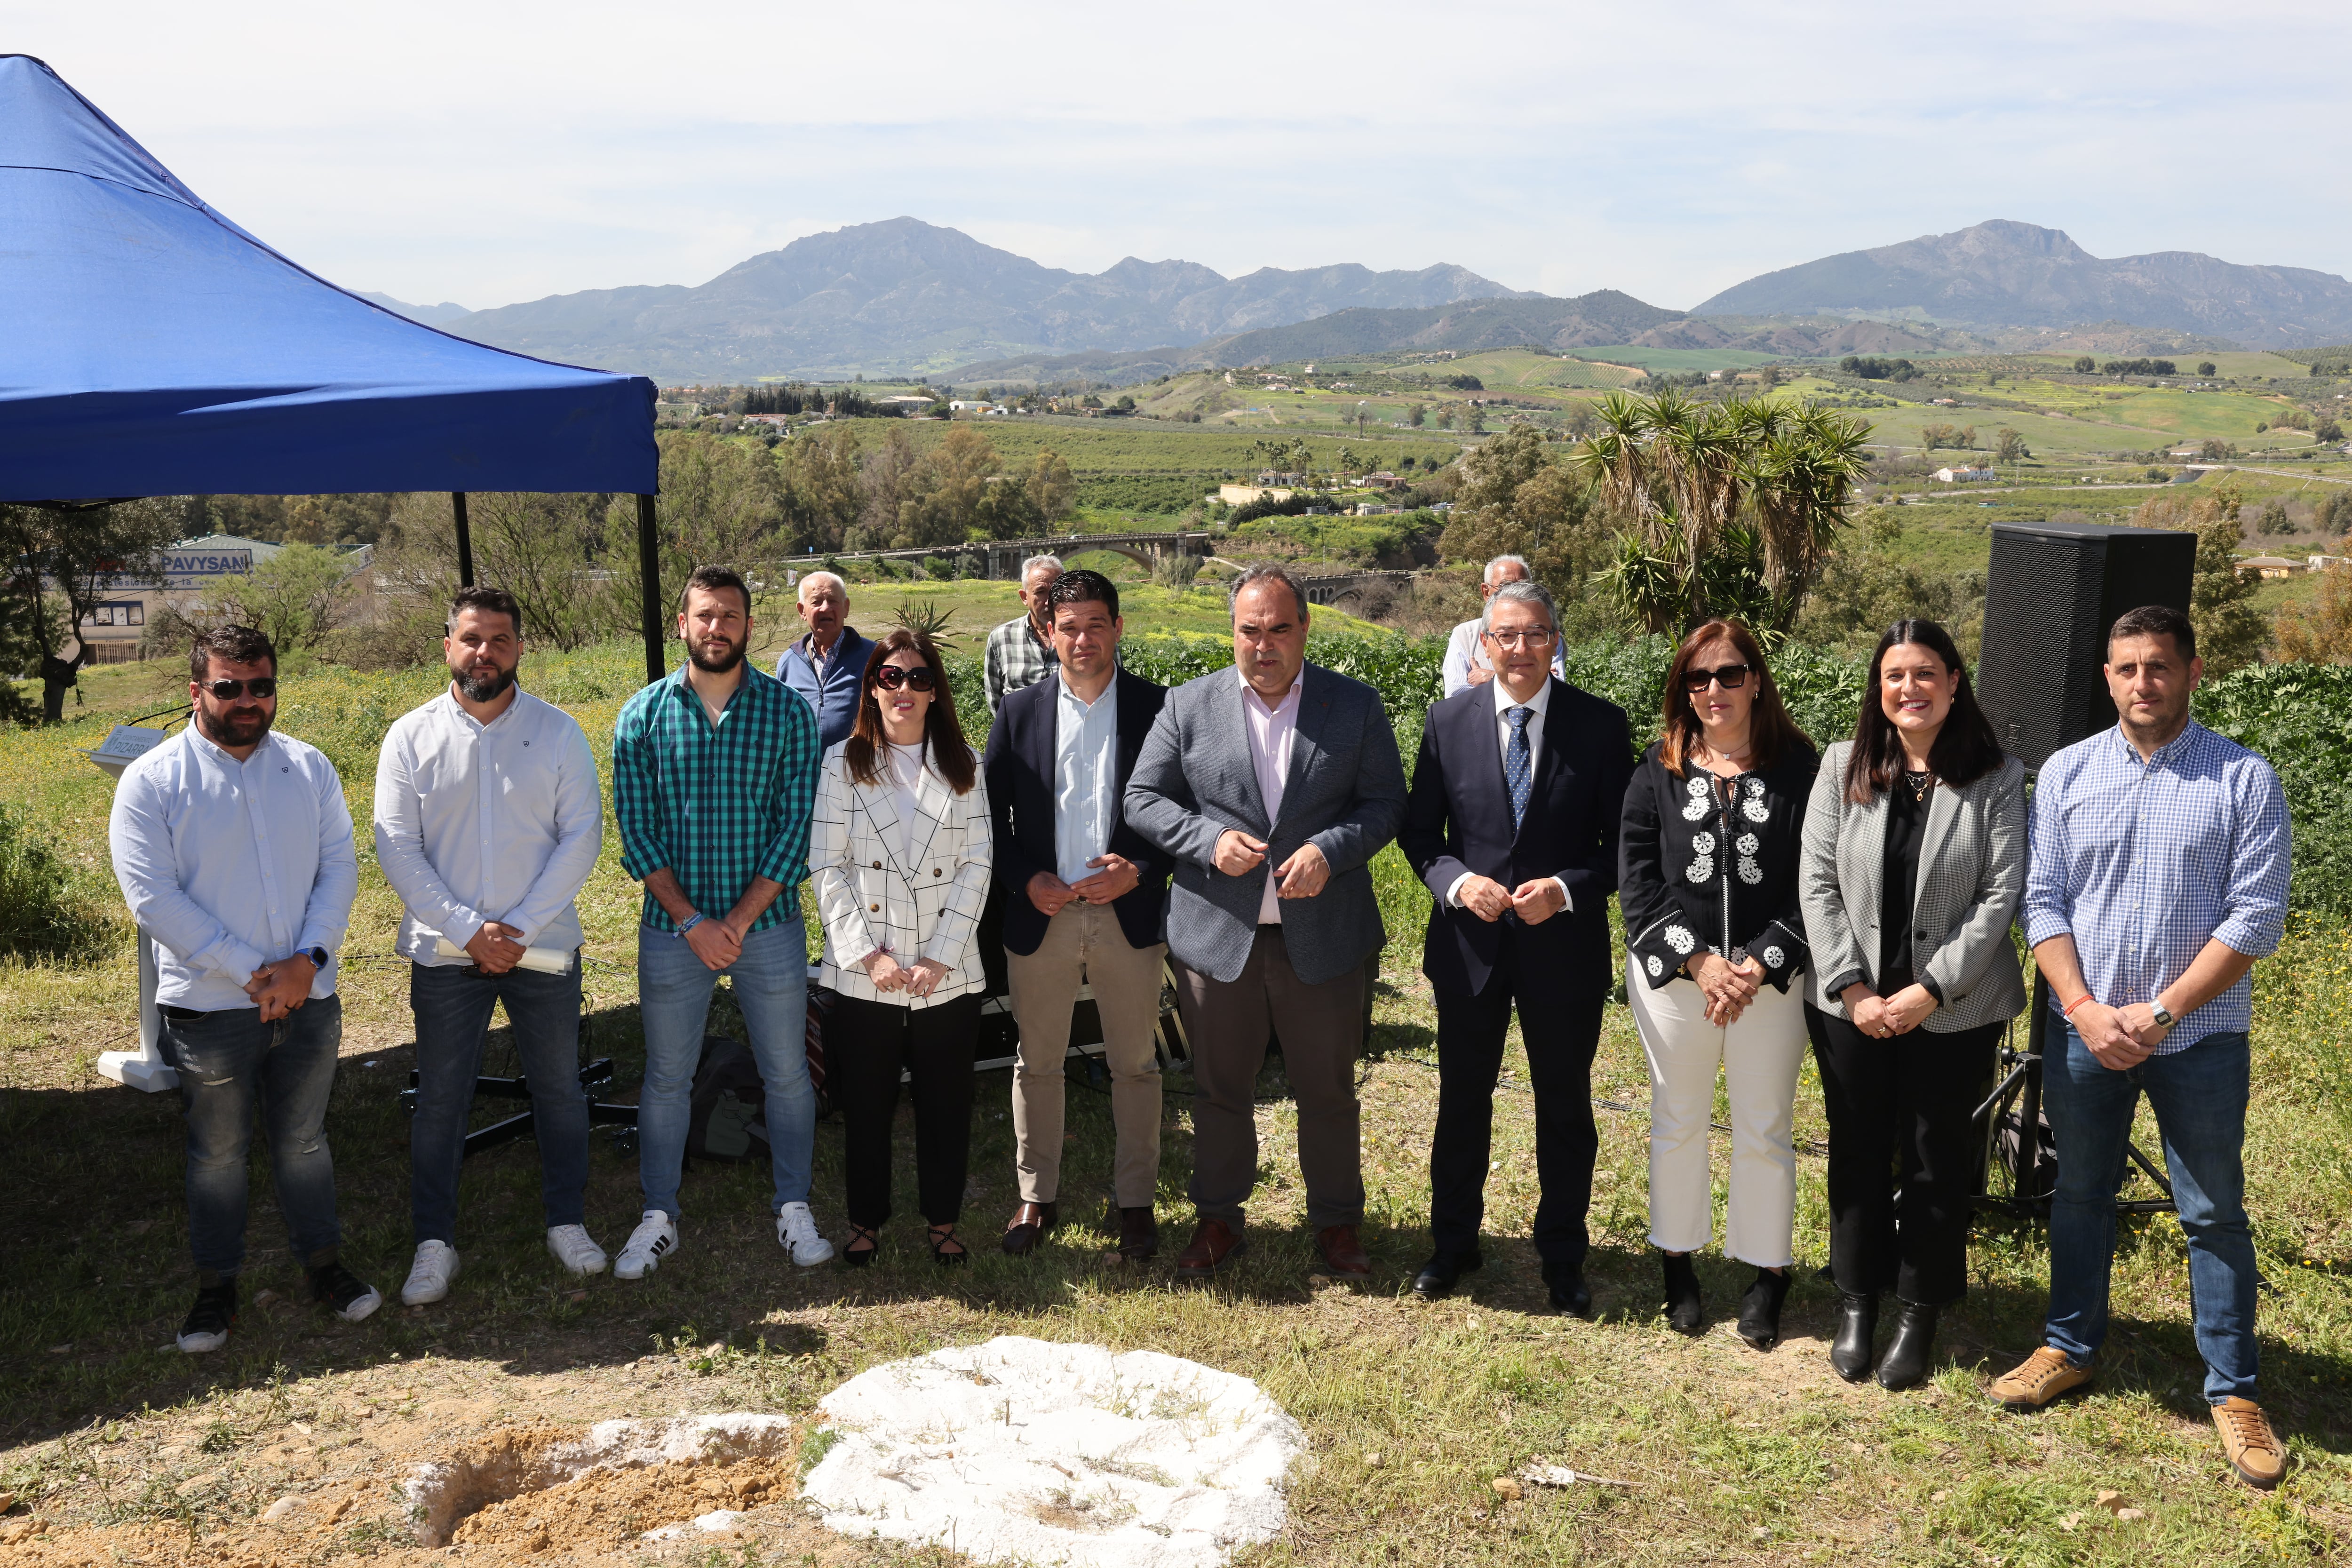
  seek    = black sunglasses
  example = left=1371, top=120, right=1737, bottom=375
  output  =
left=873, top=666, right=937, bottom=692
left=1680, top=662, right=1751, bottom=694
left=199, top=677, right=278, bottom=700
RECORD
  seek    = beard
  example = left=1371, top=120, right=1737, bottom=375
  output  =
left=453, top=660, right=517, bottom=703
left=198, top=701, right=273, bottom=749
left=689, top=636, right=747, bottom=675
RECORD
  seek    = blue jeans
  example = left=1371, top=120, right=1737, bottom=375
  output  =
left=408, top=958, right=589, bottom=1245
left=635, top=919, right=813, bottom=1219
left=162, top=995, right=346, bottom=1277
left=2042, top=1022, right=2259, bottom=1403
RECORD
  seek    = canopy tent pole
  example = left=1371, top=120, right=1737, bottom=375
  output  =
left=636, top=493, right=663, bottom=685
left=451, top=492, right=474, bottom=587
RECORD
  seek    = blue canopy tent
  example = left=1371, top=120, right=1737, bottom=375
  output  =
left=0, top=53, right=672, bottom=682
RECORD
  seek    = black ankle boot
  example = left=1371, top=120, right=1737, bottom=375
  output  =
left=1736, top=1267, right=1792, bottom=1351
left=1875, top=1301, right=1939, bottom=1390
left=1661, top=1252, right=1704, bottom=1335
left=1831, top=1291, right=1878, bottom=1383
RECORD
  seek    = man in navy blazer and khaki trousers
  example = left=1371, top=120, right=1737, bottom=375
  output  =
left=1126, top=565, right=1408, bottom=1281
left=1399, top=579, right=1633, bottom=1314
left=981, top=570, right=1170, bottom=1262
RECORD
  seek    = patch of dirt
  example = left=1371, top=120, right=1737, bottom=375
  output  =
left=452, top=1453, right=795, bottom=1550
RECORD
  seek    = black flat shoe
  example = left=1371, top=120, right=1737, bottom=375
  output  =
left=1736, top=1267, right=1792, bottom=1351
left=928, top=1224, right=968, bottom=1267
left=1831, top=1291, right=1878, bottom=1383
left=1876, top=1301, right=1939, bottom=1391
left=1661, top=1252, right=1704, bottom=1335
left=1410, top=1250, right=1482, bottom=1300
left=840, top=1224, right=879, bottom=1269
left=1543, top=1262, right=1593, bottom=1320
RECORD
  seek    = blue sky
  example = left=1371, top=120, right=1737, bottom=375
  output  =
left=8, top=0, right=2348, bottom=314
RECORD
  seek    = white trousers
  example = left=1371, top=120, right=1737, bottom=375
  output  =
left=1626, top=959, right=1806, bottom=1267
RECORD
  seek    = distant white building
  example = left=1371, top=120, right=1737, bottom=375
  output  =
left=1931, top=466, right=1996, bottom=484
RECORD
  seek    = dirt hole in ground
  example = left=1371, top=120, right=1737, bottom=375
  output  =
left=404, top=1414, right=797, bottom=1549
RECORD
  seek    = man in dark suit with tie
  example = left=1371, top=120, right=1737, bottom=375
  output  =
left=1398, top=579, right=1633, bottom=1313
left=981, top=570, right=1171, bottom=1262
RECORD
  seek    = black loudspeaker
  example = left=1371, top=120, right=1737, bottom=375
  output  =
left=1975, top=520, right=2196, bottom=769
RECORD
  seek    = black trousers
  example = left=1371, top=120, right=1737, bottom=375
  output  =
left=1805, top=1003, right=2004, bottom=1306
left=1429, top=930, right=1606, bottom=1268
left=831, top=992, right=981, bottom=1229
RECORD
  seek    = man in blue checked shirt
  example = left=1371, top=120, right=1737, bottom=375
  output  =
left=1991, top=604, right=2292, bottom=1492
left=610, top=565, right=833, bottom=1278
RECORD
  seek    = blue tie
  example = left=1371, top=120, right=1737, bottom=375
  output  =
left=1504, top=706, right=1533, bottom=831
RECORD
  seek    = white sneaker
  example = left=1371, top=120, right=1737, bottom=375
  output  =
left=777, top=1202, right=834, bottom=1266
left=399, top=1241, right=460, bottom=1306
left=613, top=1210, right=678, bottom=1280
left=547, top=1224, right=609, bottom=1277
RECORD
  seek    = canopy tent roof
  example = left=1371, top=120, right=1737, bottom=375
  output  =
left=0, top=53, right=657, bottom=501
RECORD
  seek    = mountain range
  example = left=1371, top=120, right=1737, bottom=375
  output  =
left=364, top=216, right=2352, bottom=381
left=398, top=218, right=1534, bottom=381
left=1694, top=220, right=2352, bottom=345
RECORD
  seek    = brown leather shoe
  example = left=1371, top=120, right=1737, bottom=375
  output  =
left=2212, top=1397, right=2287, bottom=1489
left=1175, top=1218, right=1243, bottom=1278
left=1000, top=1201, right=1057, bottom=1258
left=1116, top=1206, right=1160, bottom=1262
left=1315, top=1224, right=1371, bottom=1279
left=1987, top=1346, right=2093, bottom=1411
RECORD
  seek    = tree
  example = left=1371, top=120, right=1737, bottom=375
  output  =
left=975, top=479, right=1044, bottom=541
left=779, top=422, right=863, bottom=552
left=2132, top=481, right=2267, bottom=675
left=2198, top=362, right=2218, bottom=378
left=2318, top=418, right=2346, bottom=445
left=2276, top=567, right=2352, bottom=663
left=0, top=499, right=182, bottom=721
left=1407, top=402, right=1426, bottom=429
left=2317, top=489, right=2352, bottom=534
left=2073, top=356, right=2097, bottom=373
left=1994, top=427, right=2031, bottom=463
left=206, top=542, right=360, bottom=653
left=1023, top=450, right=1076, bottom=525
left=1796, top=511, right=1985, bottom=658
left=1569, top=390, right=1869, bottom=635
left=1437, top=426, right=1606, bottom=624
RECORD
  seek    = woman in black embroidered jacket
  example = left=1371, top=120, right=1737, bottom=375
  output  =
left=1619, top=619, right=1820, bottom=1350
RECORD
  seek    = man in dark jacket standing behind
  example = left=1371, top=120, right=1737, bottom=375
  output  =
left=982, top=570, right=1170, bottom=1262
left=1399, top=579, right=1632, bottom=1314
left=1125, top=565, right=1408, bottom=1281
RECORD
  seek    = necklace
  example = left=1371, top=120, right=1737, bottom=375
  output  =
left=1902, top=769, right=1935, bottom=805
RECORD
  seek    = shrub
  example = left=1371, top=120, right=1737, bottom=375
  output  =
left=0, top=804, right=91, bottom=959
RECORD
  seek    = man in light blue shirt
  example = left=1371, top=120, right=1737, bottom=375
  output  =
left=109, top=626, right=377, bottom=1354
left=979, top=570, right=1170, bottom=1261
left=373, top=586, right=607, bottom=1308
left=1994, top=604, right=2292, bottom=1492
left=774, top=571, right=874, bottom=748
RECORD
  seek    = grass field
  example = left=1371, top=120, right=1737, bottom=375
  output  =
left=3, top=637, right=2351, bottom=1565
left=821, top=416, right=1466, bottom=473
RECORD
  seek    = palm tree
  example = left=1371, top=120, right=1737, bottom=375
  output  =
left=1571, top=390, right=1870, bottom=635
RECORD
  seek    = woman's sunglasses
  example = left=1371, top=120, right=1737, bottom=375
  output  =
left=199, top=677, right=278, bottom=700
left=1681, top=663, right=1751, bottom=694
left=873, top=666, right=937, bottom=692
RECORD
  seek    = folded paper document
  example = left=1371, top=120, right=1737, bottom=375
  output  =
left=434, top=937, right=572, bottom=975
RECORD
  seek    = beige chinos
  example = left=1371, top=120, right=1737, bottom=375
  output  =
left=1007, top=901, right=1167, bottom=1208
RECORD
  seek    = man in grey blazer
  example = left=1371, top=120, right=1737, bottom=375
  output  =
left=1126, top=565, right=1408, bottom=1280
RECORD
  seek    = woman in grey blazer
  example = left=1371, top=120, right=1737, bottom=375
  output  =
left=1799, top=619, right=2026, bottom=1391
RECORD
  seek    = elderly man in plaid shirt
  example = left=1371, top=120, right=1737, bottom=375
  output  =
left=611, top=566, right=831, bottom=1278
left=983, top=554, right=1063, bottom=714
left=1992, top=604, right=2292, bottom=1492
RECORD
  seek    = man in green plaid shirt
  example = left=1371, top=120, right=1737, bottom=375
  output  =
left=609, top=566, right=833, bottom=1279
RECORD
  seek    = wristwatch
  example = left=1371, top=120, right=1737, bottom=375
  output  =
left=2150, top=999, right=2175, bottom=1029
left=301, top=946, right=330, bottom=970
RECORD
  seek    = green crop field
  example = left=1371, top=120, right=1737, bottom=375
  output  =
left=814, top=416, right=1464, bottom=475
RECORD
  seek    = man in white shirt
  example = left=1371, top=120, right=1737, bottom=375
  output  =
left=109, top=626, right=377, bottom=1354
left=373, top=587, right=608, bottom=1306
left=979, top=571, right=1171, bottom=1261
left=1440, top=555, right=1566, bottom=697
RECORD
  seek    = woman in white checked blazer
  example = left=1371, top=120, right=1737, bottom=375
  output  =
left=810, top=628, right=993, bottom=1266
